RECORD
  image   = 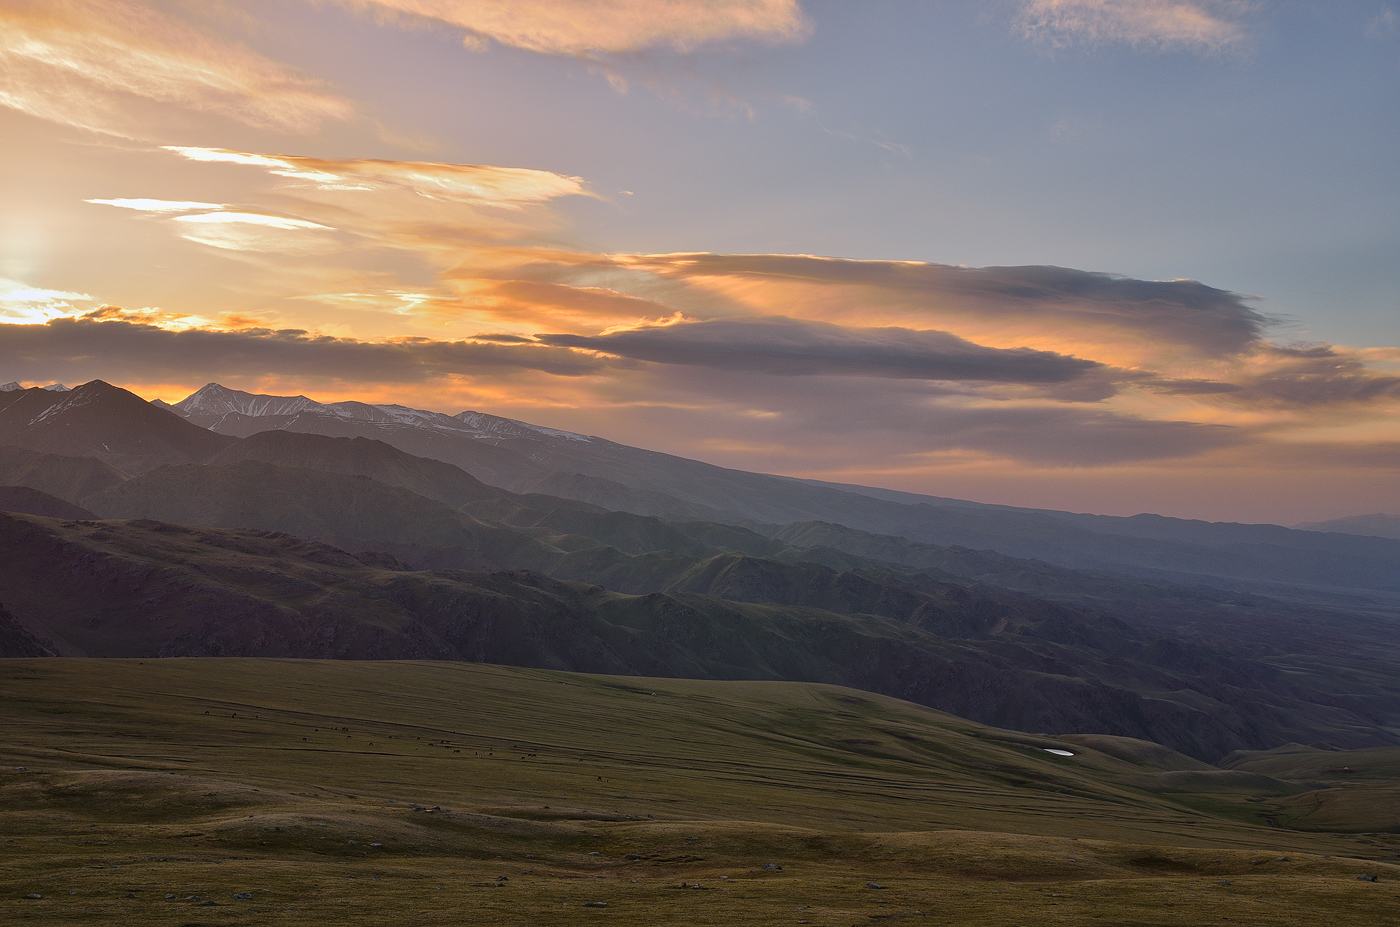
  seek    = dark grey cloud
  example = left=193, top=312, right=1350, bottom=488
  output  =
left=1239, top=345, right=1400, bottom=406
left=597, top=365, right=1242, bottom=468
left=629, top=254, right=1272, bottom=356
left=1139, top=345, right=1400, bottom=407
left=538, top=316, right=1103, bottom=384
left=0, top=317, right=608, bottom=385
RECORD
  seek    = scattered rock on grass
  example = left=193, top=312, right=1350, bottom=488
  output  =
left=584, top=901, right=608, bottom=907
left=762, top=862, right=782, bottom=871
left=867, top=882, right=885, bottom=889
left=233, top=892, right=253, bottom=900
left=1358, top=875, right=1380, bottom=883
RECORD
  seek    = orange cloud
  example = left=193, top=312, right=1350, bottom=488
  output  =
left=156, top=147, right=590, bottom=256
left=1012, top=0, right=1253, bottom=52
left=610, top=253, right=1270, bottom=368
left=0, top=277, right=95, bottom=324
left=163, top=148, right=588, bottom=208
left=330, top=0, right=811, bottom=55
left=0, top=0, right=353, bottom=137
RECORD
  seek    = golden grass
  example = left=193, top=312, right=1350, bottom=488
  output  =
left=1, top=658, right=1397, bottom=925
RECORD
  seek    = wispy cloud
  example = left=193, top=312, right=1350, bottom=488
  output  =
left=0, top=0, right=353, bottom=137
left=0, top=278, right=95, bottom=324
left=86, top=147, right=591, bottom=265
left=1367, top=8, right=1399, bottom=41
left=85, top=198, right=228, bottom=213
left=170, top=211, right=338, bottom=253
left=1011, top=0, right=1254, bottom=52
left=822, top=127, right=913, bottom=158
left=329, top=0, right=812, bottom=55
left=162, top=147, right=589, bottom=207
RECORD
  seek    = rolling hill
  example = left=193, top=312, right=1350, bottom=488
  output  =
left=1, top=658, right=1397, bottom=926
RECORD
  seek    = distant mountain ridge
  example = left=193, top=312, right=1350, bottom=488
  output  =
left=1295, top=513, right=1400, bottom=541
left=155, top=381, right=1400, bottom=603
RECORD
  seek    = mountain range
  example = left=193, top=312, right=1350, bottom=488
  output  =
left=1, top=378, right=1399, bottom=762
left=157, top=382, right=1400, bottom=604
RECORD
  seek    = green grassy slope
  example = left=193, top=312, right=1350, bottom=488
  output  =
left=0, top=659, right=1397, bottom=927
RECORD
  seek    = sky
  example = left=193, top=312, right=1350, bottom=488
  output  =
left=1, top=0, right=1398, bottom=524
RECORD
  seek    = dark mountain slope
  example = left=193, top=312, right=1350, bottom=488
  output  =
left=0, top=444, right=127, bottom=501
left=6, top=511, right=1393, bottom=760
left=0, top=485, right=95, bottom=519
left=209, top=430, right=503, bottom=508
left=84, top=460, right=554, bottom=572
left=0, top=381, right=234, bottom=473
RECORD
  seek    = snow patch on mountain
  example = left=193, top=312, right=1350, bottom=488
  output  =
left=170, top=383, right=596, bottom=445
left=454, top=410, right=593, bottom=442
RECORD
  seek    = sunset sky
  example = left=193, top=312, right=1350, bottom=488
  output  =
left=2, top=0, right=1398, bottom=523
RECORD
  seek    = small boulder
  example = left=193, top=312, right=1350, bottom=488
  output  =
left=584, top=901, right=608, bottom=907
left=1358, top=875, right=1380, bottom=883
left=762, top=862, right=782, bottom=871
left=866, top=882, right=885, bottom=889
left=233, top=892, right=252, bottom=900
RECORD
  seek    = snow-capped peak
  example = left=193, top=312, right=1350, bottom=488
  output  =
left=0, top=382, right=21, bottom=392
left=174, top=382, right=324, bottom=418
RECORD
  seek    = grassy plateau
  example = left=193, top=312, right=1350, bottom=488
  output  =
left=1, top=658, right=1397, bottom=926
